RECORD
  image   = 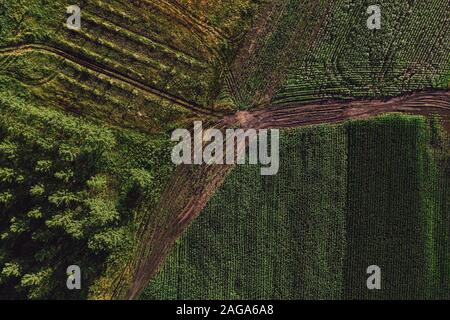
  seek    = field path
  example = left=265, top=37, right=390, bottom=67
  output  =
left=0, top=44, right=222, bottom=117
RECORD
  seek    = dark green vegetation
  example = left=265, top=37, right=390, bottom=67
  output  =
left=345, top=115, right=447, bottom=299
left=0, top=90, right=174, bottom=299
left=142, top=115, right=450, bottom=299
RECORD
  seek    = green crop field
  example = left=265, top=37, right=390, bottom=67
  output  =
left=143, top=123, right=348, bottom=299
left=227, top=0, right=449, bottom=108
left=345, top=115, right=446, bottom=299
left=142, top=115, right=450, bottom=300
left=274, top=0, right=449, bottom=105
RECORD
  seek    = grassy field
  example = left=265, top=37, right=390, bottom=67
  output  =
left=142, top=115, right=450, bottom=299
left=1, top=0, right=448, bottom=123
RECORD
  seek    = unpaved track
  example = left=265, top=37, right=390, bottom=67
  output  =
left=121, top=89, right=450, bottom=299
left=248, top=90, right=450, bottom=128
left=0, top=44, right=222, bottom=117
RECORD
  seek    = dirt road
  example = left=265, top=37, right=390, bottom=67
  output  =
left=121, top=89, right=450, bottom=299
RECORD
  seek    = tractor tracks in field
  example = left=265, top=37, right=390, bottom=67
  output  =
left=133, top=0, right=228, bottom=60
left=153, top=0, right=229, bottom=41
left=0, top=43, right=223, bottom=118
left=121, top=89, right=450, bottom=299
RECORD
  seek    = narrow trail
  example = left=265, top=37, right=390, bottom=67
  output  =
left=120, top=89, right=450, bottom=300
left=0, top=44, right=223, bottom=117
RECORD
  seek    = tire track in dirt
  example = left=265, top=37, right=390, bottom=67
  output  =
left=120, top=89, right=450, bottom=299
left=0, top=44, right=223, bottom=117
